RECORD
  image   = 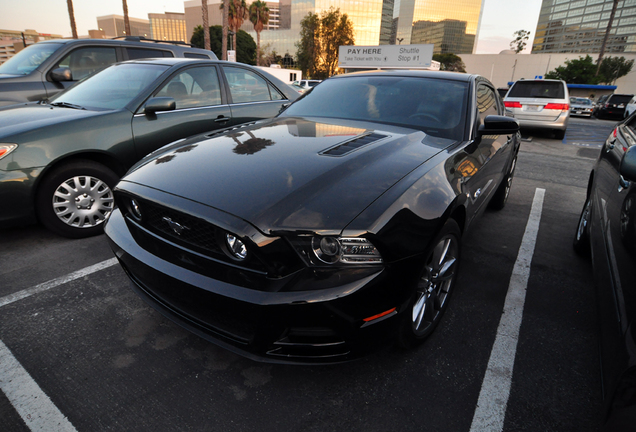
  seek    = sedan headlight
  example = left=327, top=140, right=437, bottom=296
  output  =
left=310, top=236, right=382, bottom=265
left=0, top=144, right=17, bottom=160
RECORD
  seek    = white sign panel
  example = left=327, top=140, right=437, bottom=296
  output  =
left=338, top=44, right=434, bottom=69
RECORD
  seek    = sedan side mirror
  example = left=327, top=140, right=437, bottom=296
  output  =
left=50, top=67, right=73, bottom=82
left=144, top=97, right=176, bottom=115
left=620, top=145, right=636, bottom=182
left=478, top=115, right=520, bottom=136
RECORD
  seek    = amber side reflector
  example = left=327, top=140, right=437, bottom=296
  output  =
left=363, top=307, right=397, bottom=322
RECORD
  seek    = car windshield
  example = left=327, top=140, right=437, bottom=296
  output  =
left=0, top=43, right=63, bottom=75
left=49, top=63, right=169, bottom=110
left=573, top=98, right=592, bottom=105
left=508, top=81, right=565, bottom=99
left=281, top=75, right=468, bottom=140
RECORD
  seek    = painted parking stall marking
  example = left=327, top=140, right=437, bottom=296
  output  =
left=470, top=188, right=546, bottom=431
left=0, top=258, right=117, bottom=431
left=0, top=340, right=77, bottom=431
left=0, top=258, right=117, bottom=308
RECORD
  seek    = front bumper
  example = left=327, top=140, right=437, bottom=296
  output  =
left=105, top=208, right=413, bottom=364
left=0, top=167, right=42, bottom=226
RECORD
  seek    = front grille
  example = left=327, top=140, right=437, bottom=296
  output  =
left=267, top=327, right=350, bottom=360
left=142, top=201, right=223, bottom=255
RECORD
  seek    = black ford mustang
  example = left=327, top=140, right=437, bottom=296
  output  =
left=105, top=70, right=520, bottom=364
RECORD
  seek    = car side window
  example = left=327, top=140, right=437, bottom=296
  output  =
left=126, top=48, right=174, bottom=60
left=222, top=66, right=283, bottom=103
left=155, top=66, right=222, bottom=109
left=55, top=47, right=117, bottom=81
left=476, top=83, right=499, bottom=125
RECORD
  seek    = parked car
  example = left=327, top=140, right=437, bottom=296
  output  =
left=569, top=97, right=594, bottom=117
left=504, top=79, right=569, bottom=139
left=594, top=93, right=634, bottom=119
left=624, top=96, right=636, bottom=119
left=104, top=70, right=520, bottom=364
left=0, top=37, right=217, bottom=107
left=573, top=115, right=636, bottom=429
left=289, top=83, right=307, bottom=94
left=292, top=79, right=321, bottom=90
left=0, top=58, right=298, bottom=237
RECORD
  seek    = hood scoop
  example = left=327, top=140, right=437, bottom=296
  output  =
left=320, top=132, right=387, bottom=157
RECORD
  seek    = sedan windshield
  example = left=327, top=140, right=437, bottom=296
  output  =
left=281, top=75, right=468, bottom=140
left=0, top=43, right=63, bottom=75
left=49, top=63, right=169, bottom=110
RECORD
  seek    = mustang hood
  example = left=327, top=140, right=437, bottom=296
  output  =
left=123, top=117, right=455, bottom=233
left=0, top=103, right=105, bottom=138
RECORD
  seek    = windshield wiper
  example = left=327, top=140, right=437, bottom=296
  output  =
left=50, top=101, right=86, bottom=110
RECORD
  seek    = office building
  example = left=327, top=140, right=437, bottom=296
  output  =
left=149, top=12, right=188, bottom=43
left=184, top=0, right=483, bottom=57
left=96, top=15, right=151, bottom=38
left=532, top=0, right=636, bottom=54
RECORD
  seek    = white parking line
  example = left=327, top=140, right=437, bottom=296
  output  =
left=0, top=339, right=77, bottom=431
left=0, top=258, right=117, bottom=308
left=469, top=188, right=545, bottom=431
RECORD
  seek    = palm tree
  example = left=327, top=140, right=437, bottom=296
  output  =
left=223, top=0, right=248, bottom=51
left=249, top=1, right=269, bottom=66
left=202, top=0, right=211, bottom=50
left=122, top=0, right=131, bottom=37
left=67, top=0, right=78, bottom=39
left=222, top=0, right=229, bottom=60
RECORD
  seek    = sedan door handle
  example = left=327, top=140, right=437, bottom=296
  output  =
left=215, top=116, right=229, bottom=123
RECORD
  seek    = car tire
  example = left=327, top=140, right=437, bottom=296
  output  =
left=397, top=219, right=461, bottom=348
left=573, top=195, right=592, bottom=257
left=36, top=160, right=118, bottom=238
left=489, top=155, right=517, bottom=210
left=554, top=129, right=566, bottom=140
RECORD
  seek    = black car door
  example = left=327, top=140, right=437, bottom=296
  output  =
left=591, top=117, right=636, bottom=410
left=456, top=81, right=513, bottom=225
left=131, top=64, right=233, bottom=160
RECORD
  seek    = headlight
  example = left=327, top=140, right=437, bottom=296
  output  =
left=0, top=144, right=17, bottom=160
left=225, top=233, right=248, bottom=260
left=129, top=198, right=142, bottom=220
left=310, top=236, right=382, bottom=265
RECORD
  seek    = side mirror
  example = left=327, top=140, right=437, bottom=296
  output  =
left=50, top=67, right=72, bottom=82
left=478, top=115, right=520, bottom=136
left=144, top=97, right=176, bottom=115
left=620, top=145, right=636, bottom=182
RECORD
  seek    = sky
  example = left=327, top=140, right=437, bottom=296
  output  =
left=0, top=0, right=544, bottom=54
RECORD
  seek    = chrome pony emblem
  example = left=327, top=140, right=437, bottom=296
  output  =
left=162, top=217, right=190, bottom=235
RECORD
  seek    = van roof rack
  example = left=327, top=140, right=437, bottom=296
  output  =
left=111, top=36, right=193, bottom=47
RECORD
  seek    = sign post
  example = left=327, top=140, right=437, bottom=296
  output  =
left=338, top=44, right=436, bottom=69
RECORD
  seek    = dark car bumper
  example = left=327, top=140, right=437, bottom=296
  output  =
left=105, top=208, right=413, bottom=364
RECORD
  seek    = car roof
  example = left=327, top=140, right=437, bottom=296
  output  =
left=330, top=69, right=476, bottom=83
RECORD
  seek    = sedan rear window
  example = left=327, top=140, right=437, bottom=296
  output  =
left=508, top=81, right=565, bottom=99
left=609, top=95, right=633, bottom=104
left=282, top=76, right=468, bottom=140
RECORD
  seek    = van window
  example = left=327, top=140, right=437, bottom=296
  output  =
left=508, top=81, right=565, bottom=99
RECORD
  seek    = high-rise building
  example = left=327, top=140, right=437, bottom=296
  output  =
left=149, top=12, right=188, bottom=43
left=532, top=0, right=636, bottom=54
left=184, top=0, right=483, bottom=56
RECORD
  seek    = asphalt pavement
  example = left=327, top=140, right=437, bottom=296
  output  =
left=0, top=115, right=619, bottom=431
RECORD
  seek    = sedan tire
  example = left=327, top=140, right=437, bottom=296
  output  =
left=36, top=160, right=118, bottom=238
left=398, top=219, right=461, bottom=348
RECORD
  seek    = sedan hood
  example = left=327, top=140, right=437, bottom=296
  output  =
left=123, top=117, right=456, bottom=233
left=0, top=103, right=105, bottom=138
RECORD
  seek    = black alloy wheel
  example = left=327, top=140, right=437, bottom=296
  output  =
left=36, top=160, right=118, bottom=238
left=398, top=219, right=461, bottom=348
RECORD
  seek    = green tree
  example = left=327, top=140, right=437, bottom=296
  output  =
left=191, top=25, right=256, bottom=64
left=510, top=30, right=530, bottom=54
left=597, top=56, right=634, bottom=84
left=249, top=0, right=269, bottom=66
left=545, top=55, right=600, bottom=84
left=432, top=53, right=466, bottom=72
left=221, top=0, right=248, bottom=51
left=296, top=8, right=354, bottom=79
